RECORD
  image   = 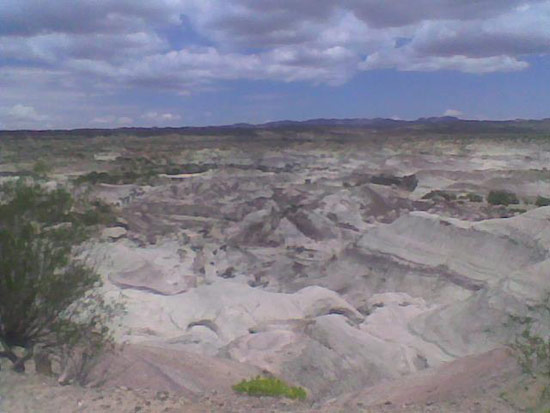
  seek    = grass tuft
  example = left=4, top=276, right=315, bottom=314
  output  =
left=536, top=196, right=550, bottom=207
left=232, top=376, right=307, bottom=400
left=487, top=190, right=519, bottom=206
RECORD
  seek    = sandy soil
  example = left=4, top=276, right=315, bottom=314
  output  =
left=2, top=349, right=548, bottom=413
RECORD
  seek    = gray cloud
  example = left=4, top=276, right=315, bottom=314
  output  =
left=358, top=2, right=550, bottom=73
left=204, top=0, right=337, bottom=48
left=412, top=4, right=550, bottom=58
left=347, top=0, right=532, bottom=28
left=0, top=32, right=166, bottom=64
left=0, top=0, right=180, bottom=36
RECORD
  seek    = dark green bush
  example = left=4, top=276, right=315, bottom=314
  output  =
left=0, top=179, right=121, bottom=375
left=513, top=327, right=550, bottom=377
left=465, top=192, right=483, bottom=203
left=75, top=159, right=212, bottom=186
left=32, top=160, right=52, bottom=178
left=487, top=190, right=519, bottom=206
left=75, top=200, right=116, bottom=226
left=233, top=376, right=307, bottom=400
left=75, top=168, right=157, bottom=186
left=422, top=190, right=457, bottom=201
left=510, top=296, right=550, bottom=378
left=536, top=196, right=550, bottom=207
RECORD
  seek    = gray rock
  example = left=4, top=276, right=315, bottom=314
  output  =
left=102, top=227, right=127, bottom=241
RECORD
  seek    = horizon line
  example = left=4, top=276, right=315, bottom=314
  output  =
left=1, top=115, right=550, bottom=133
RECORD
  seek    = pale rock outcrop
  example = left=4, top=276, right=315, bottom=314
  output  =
left=101, top=226, right=127, bottom=241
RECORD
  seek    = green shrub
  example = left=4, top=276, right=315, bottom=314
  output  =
left=32, top=160, right=52, bottom=178
left=75, top=168, right=156, bottom=186
left=75, top=159, right=212, bottom=186
left=465, top=192, right=483, bottom=203
left=513, top=326, right=550, bottom=377
left=233, top=376, right=307, bottom=400
left=0, top=179, right=122, bottom=376
left=422, top=190, right=457, bottom=201
left=75, top=200, right=116, bottom=226
left=510, top=296, right=550, bottom=378
left=74, top=170, right=155, bottom=185
left=487, top=190, right=519, bottom=206
left=509, top=296, right=550, bottom=411
left=536, top=196, right=550, bottom=207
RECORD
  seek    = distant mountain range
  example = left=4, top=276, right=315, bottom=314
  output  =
left=234, top=116, right=457, bottom=128
left=2, top=116, right=550, bottom=137
left=237, top=116, right=550, bottom=128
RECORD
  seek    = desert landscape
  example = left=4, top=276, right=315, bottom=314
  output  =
left=3, top=0, right=550, bottom=411
left=2, top=119, right=550, bottom=412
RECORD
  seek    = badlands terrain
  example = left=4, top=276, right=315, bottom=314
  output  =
left=2, top=118, right=550, bottom=412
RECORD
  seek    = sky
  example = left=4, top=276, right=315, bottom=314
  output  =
left=0, top=1, right=549, bottom=129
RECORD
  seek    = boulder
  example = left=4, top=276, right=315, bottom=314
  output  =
left=101, top=226, right=127, bottom=241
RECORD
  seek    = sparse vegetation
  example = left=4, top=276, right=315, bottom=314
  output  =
left=74, top=158, right=211, bottom=186
left=233, top=376, right=307, bottom=400
left=511, top=297, right=550, bottom=377
left=422, top=190, right=457, bottom=201
left=508, top=297, right=550, bottom=410
left=76, top=200, right=116, bottom=227
left=487, top=190, right=519, bottom=206
left=0, top=179, right=122, bottom=378
left=74, top=169, right=157, bottom=186
left=536, top=196, right=550, bottom=207
left=514, top=328, right=550, bottom=378
left=464, top=192, right=483, bottom=203
left=32, top=160, right=52, bottom=178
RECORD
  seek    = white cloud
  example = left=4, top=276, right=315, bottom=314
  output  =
left=91, top=115, right=137, bottom=127
left=7, top=104, right=47, bottom=121
left=443, top=109, right=464, bottom=117
left=361, top=50, right=529, bottom=73
left=0, top=104, right=51, bottom=129
left=143, top=111, right=182, bottom=123
left=91, top=116, right=116, bottom=124
left=117, top=117, right=133, bottom=125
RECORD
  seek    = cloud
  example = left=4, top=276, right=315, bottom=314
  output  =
left=190, top=0, right=338, bottom=48
left=0, top=0, right=181, bottom=36
left=91, top=116, right=116, bottom=124
left=347, top=0, right=532, bottom=28
left=7, top=104, right=46, bottom=121
left=117, top=117, right=133, bottom=125
left=443, top=109, right=464, bottom=117
left=361, top=50, right=529, bottom=73
left=73, top=44, right=358, bottom=89
left=143, top=111, right=182, bottom=123
left=0, top=31, right=167, bottom=66
left=356, top=2, right=550, bottom=73
left=90, top=116, right=136, bottom=127
left=0, top=104, right=50, bottom=129
left=2, top=1, right=548, bottom=93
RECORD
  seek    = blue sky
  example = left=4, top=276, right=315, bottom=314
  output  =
left=1, top=1, right=549, bottom=129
